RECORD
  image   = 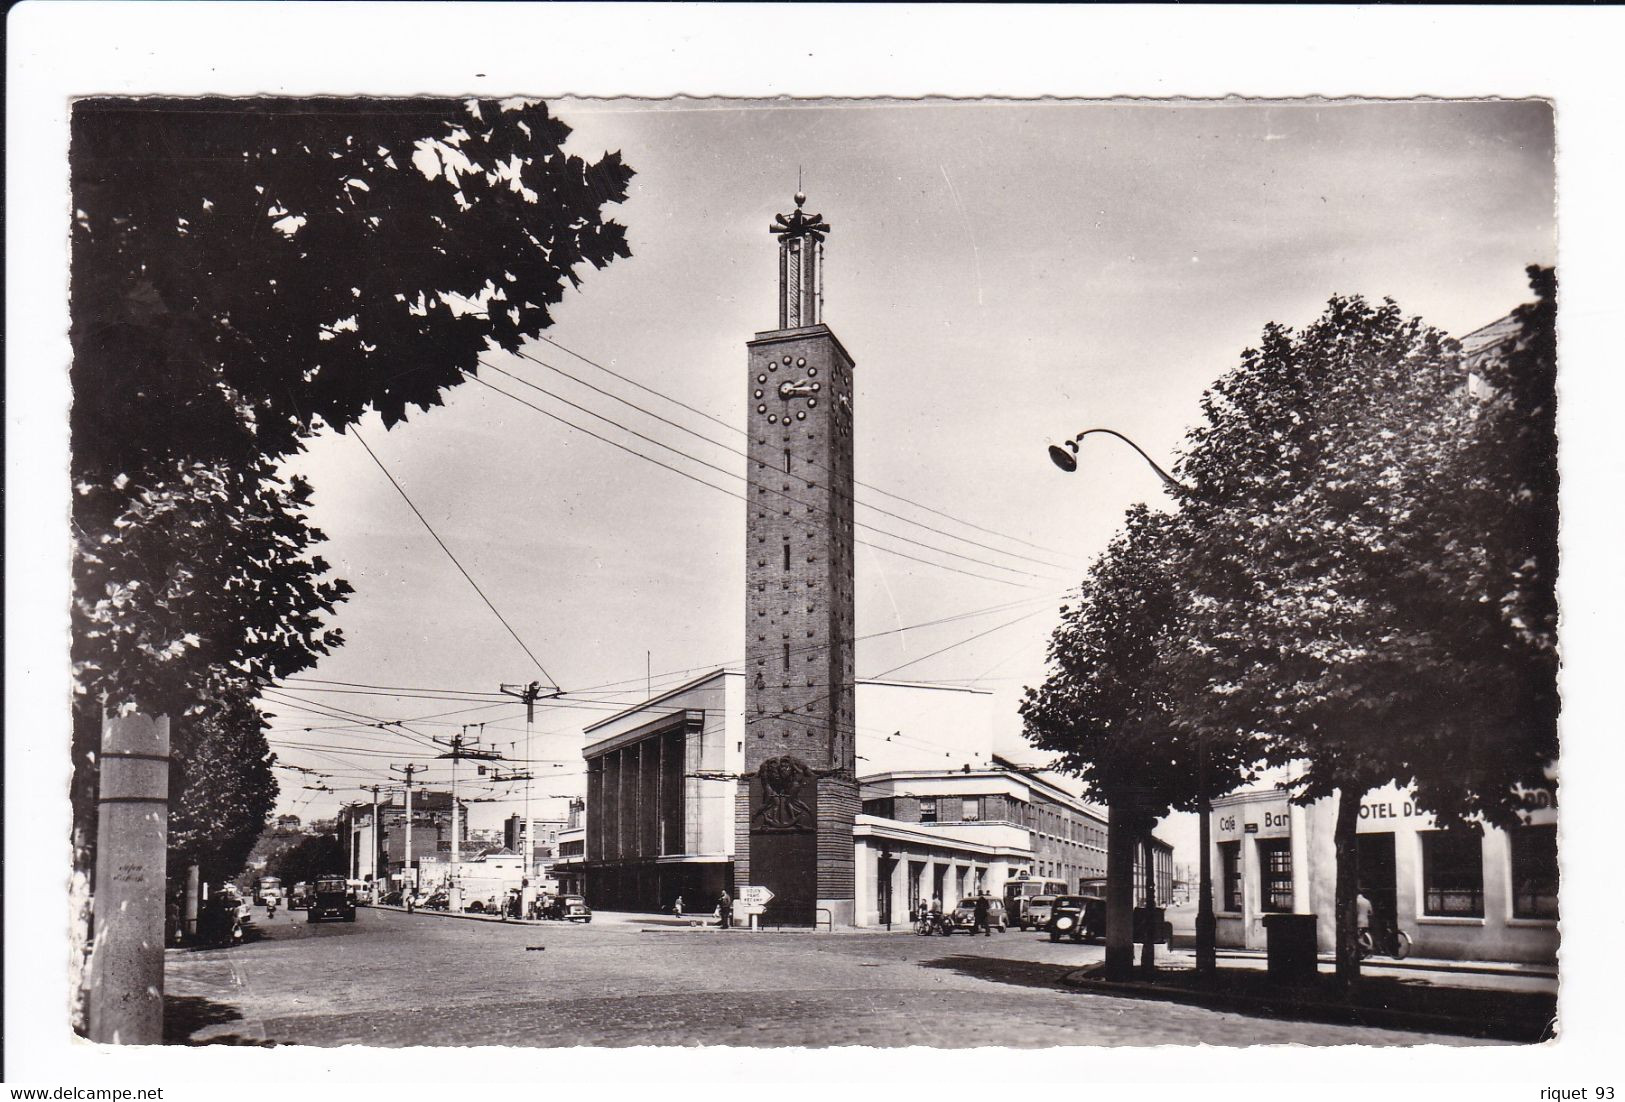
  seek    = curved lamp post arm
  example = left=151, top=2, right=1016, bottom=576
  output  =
left=1048, top=428, right=1188, bottom=492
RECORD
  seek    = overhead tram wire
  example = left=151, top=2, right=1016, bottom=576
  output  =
left=767, top=603, right=1060, bottom=732
left=260, top=688, right=445, bottom=749
left=467, top=369, right=1046, bottom=589
left=482, top=358, right=1066, bottom=583
left=506, top=348, right=1077, bottom=574
left=532, top=589, right=1067, bottom=700
left=529, top=334, right=1083, bottom=564
left=278, top=676, right=510, bottom=699
left=352, top=428, right=560, bottom=686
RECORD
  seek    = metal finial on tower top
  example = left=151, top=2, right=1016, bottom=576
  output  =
left=771, top=195, right=830, bottom=243
left=771, top=191, right=828, bottom=329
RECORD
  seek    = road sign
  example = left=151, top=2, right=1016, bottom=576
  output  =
left=738, top=885, right=774, bottom=909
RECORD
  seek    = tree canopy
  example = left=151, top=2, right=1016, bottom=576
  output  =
left=1021, top=504, right=1259, bottom=817
left=1023, top=273, right=1558, bottom=982
left=71, top=97, right=634, bottom=716
left=271, top=833, right=348, bottom=887
left=69, top=97, right=635, bottom=888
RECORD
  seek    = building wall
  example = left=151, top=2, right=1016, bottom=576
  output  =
left=863, top=770, right=1108, bottom=894
left=1209, top=783, right=1558, bottom=964
left=852, top=817, right=1027, bottom=927
left=582, top=673, right=736, bottom=912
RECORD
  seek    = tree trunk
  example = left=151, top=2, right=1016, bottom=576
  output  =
left=1333, top=786, right=1362, bottom=990
left=1104, top=803, right=1135, bottom=981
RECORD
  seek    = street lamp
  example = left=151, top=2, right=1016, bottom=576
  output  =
left=1047, top=425, right=1216, bottom=982
left=1047, top=428, right=1185, bottom=492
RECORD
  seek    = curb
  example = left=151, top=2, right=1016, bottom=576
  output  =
left=371, top=904, right=551, bottom=926
left=1059, top=969, right=1554, bottom=1042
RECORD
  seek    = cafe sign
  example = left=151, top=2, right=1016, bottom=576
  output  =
left=1215, top=801, right=1291, bottom=840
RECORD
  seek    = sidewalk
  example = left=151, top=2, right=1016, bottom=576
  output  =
left=1213, top=945, right=1556, bottom=980
left=1062, top=956, right=1557, bottom=1042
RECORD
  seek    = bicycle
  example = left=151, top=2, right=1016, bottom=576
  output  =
left=1357, top=924, right=1412, bottom=960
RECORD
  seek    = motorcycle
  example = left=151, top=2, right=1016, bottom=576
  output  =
left=913, top=911, right=954, bottom=936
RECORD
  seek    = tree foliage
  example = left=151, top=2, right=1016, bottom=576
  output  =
left=1024, top=274, right=1558, bottom=984
left=69, top=97, right=634, bottom=885
left=167, top=686, right=279, bottom=887
left=1021, top=505, right=1258, bottom=816
left=271, top=833, right=348, bottom=887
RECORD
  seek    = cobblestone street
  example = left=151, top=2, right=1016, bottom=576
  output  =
left=163, top=906, right=1493, bottom=1048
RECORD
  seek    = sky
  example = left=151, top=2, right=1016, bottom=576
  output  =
left=265, top=98, right=1556, bottom=862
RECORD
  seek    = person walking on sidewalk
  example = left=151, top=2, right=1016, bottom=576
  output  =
left=673, top=895, right=684, bottom=921
left=973, top=892, right=991, bottom=937
left=718, top=891, right=733, bottom=929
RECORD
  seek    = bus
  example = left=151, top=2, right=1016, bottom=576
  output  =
left=254, top=875, right=283, bottom=906
left=1003, top=876, right=1070, bottom=930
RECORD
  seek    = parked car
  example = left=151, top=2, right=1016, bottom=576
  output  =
left=547, top=894, right=592, bottom=922
left=1046, top=894, right=1105, bottom=943
left=307, top=875, right=357, bottom=923
left=946, top=896, right=1008, bottom=933
left=199, top=889, right=245, bottom=946
left=218, top=885, right=254, bottom=927
left=424, top=890, right=450, bottom=911
left=1025, top=895, right=1058, bottom=929
left=381, top=889, right=403, bottom=906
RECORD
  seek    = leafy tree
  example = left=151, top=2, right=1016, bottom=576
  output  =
left=167, top=686, right=279, bottom=888
left=1022, top=505, right=1258, bottom=818
left=1391, top=268, right=1558, bottom=827
left=272, top=833, right=348, bottom=887
left=68, top=97, right=634, bottom=934
left=1022, top=504, right=1259, bottom=975
left=1169, top=292, right=1554, bottom=985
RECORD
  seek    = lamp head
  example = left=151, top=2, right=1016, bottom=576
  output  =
left=1047, top=440, right=1080, bottom=473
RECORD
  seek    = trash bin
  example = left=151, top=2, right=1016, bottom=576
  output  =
left=1132, top=906, right=1168, bottom=944
left=1262, top=913, right=1319, bottom=983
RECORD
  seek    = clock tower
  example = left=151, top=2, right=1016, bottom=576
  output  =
left=737, top=194, right=857, bottom=926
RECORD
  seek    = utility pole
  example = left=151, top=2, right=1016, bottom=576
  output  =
left=435, top=728, right=503, bottom=910
left=390, top=764, right=426, bottom=899
left=359, top=784, right=390, bottom=903
left=499, top=680, right=547, bottom=912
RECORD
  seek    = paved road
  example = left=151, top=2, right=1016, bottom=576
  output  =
left=163, top=906, right=1488, bottom=1048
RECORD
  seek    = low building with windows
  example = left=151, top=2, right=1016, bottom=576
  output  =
left=854, top=756, right=1111, bottom=925
left=1208, top=780, right=1557, bottom=964
left=577, top=668, right=1137, bottom=924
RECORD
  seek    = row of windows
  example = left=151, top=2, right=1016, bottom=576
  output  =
left=1217, top=826, right=1558, bottom=919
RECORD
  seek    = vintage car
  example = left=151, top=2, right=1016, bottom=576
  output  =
left=1024, top=895, right=1058, bottom=930
left=1046, top=894, right=1105, bottom=942
left=547, top=894, right=592, bottom=922
left=306, top=875, right=357, bottom=923
left=289, top=882, right=312, bottom=910
left=946, top=896, right=1008, bottom=933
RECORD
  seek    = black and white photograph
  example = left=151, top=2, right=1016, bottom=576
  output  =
left=7, top=3, right=1623, bottom=1093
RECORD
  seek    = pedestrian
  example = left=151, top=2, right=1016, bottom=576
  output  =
left=673, top=895, right=684, bottom=920
left=718, top=890, right=733, bottom=930
left=974, top=892, right=991, bottom=938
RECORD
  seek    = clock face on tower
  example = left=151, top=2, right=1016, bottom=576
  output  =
left=753, top=354, right=850, bottom=428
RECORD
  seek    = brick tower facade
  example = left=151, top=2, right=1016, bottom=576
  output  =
left=735, top=194, right=858, bottom=926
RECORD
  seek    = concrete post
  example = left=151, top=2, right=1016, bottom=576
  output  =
left=87, top=711, right=170, bottom=1044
